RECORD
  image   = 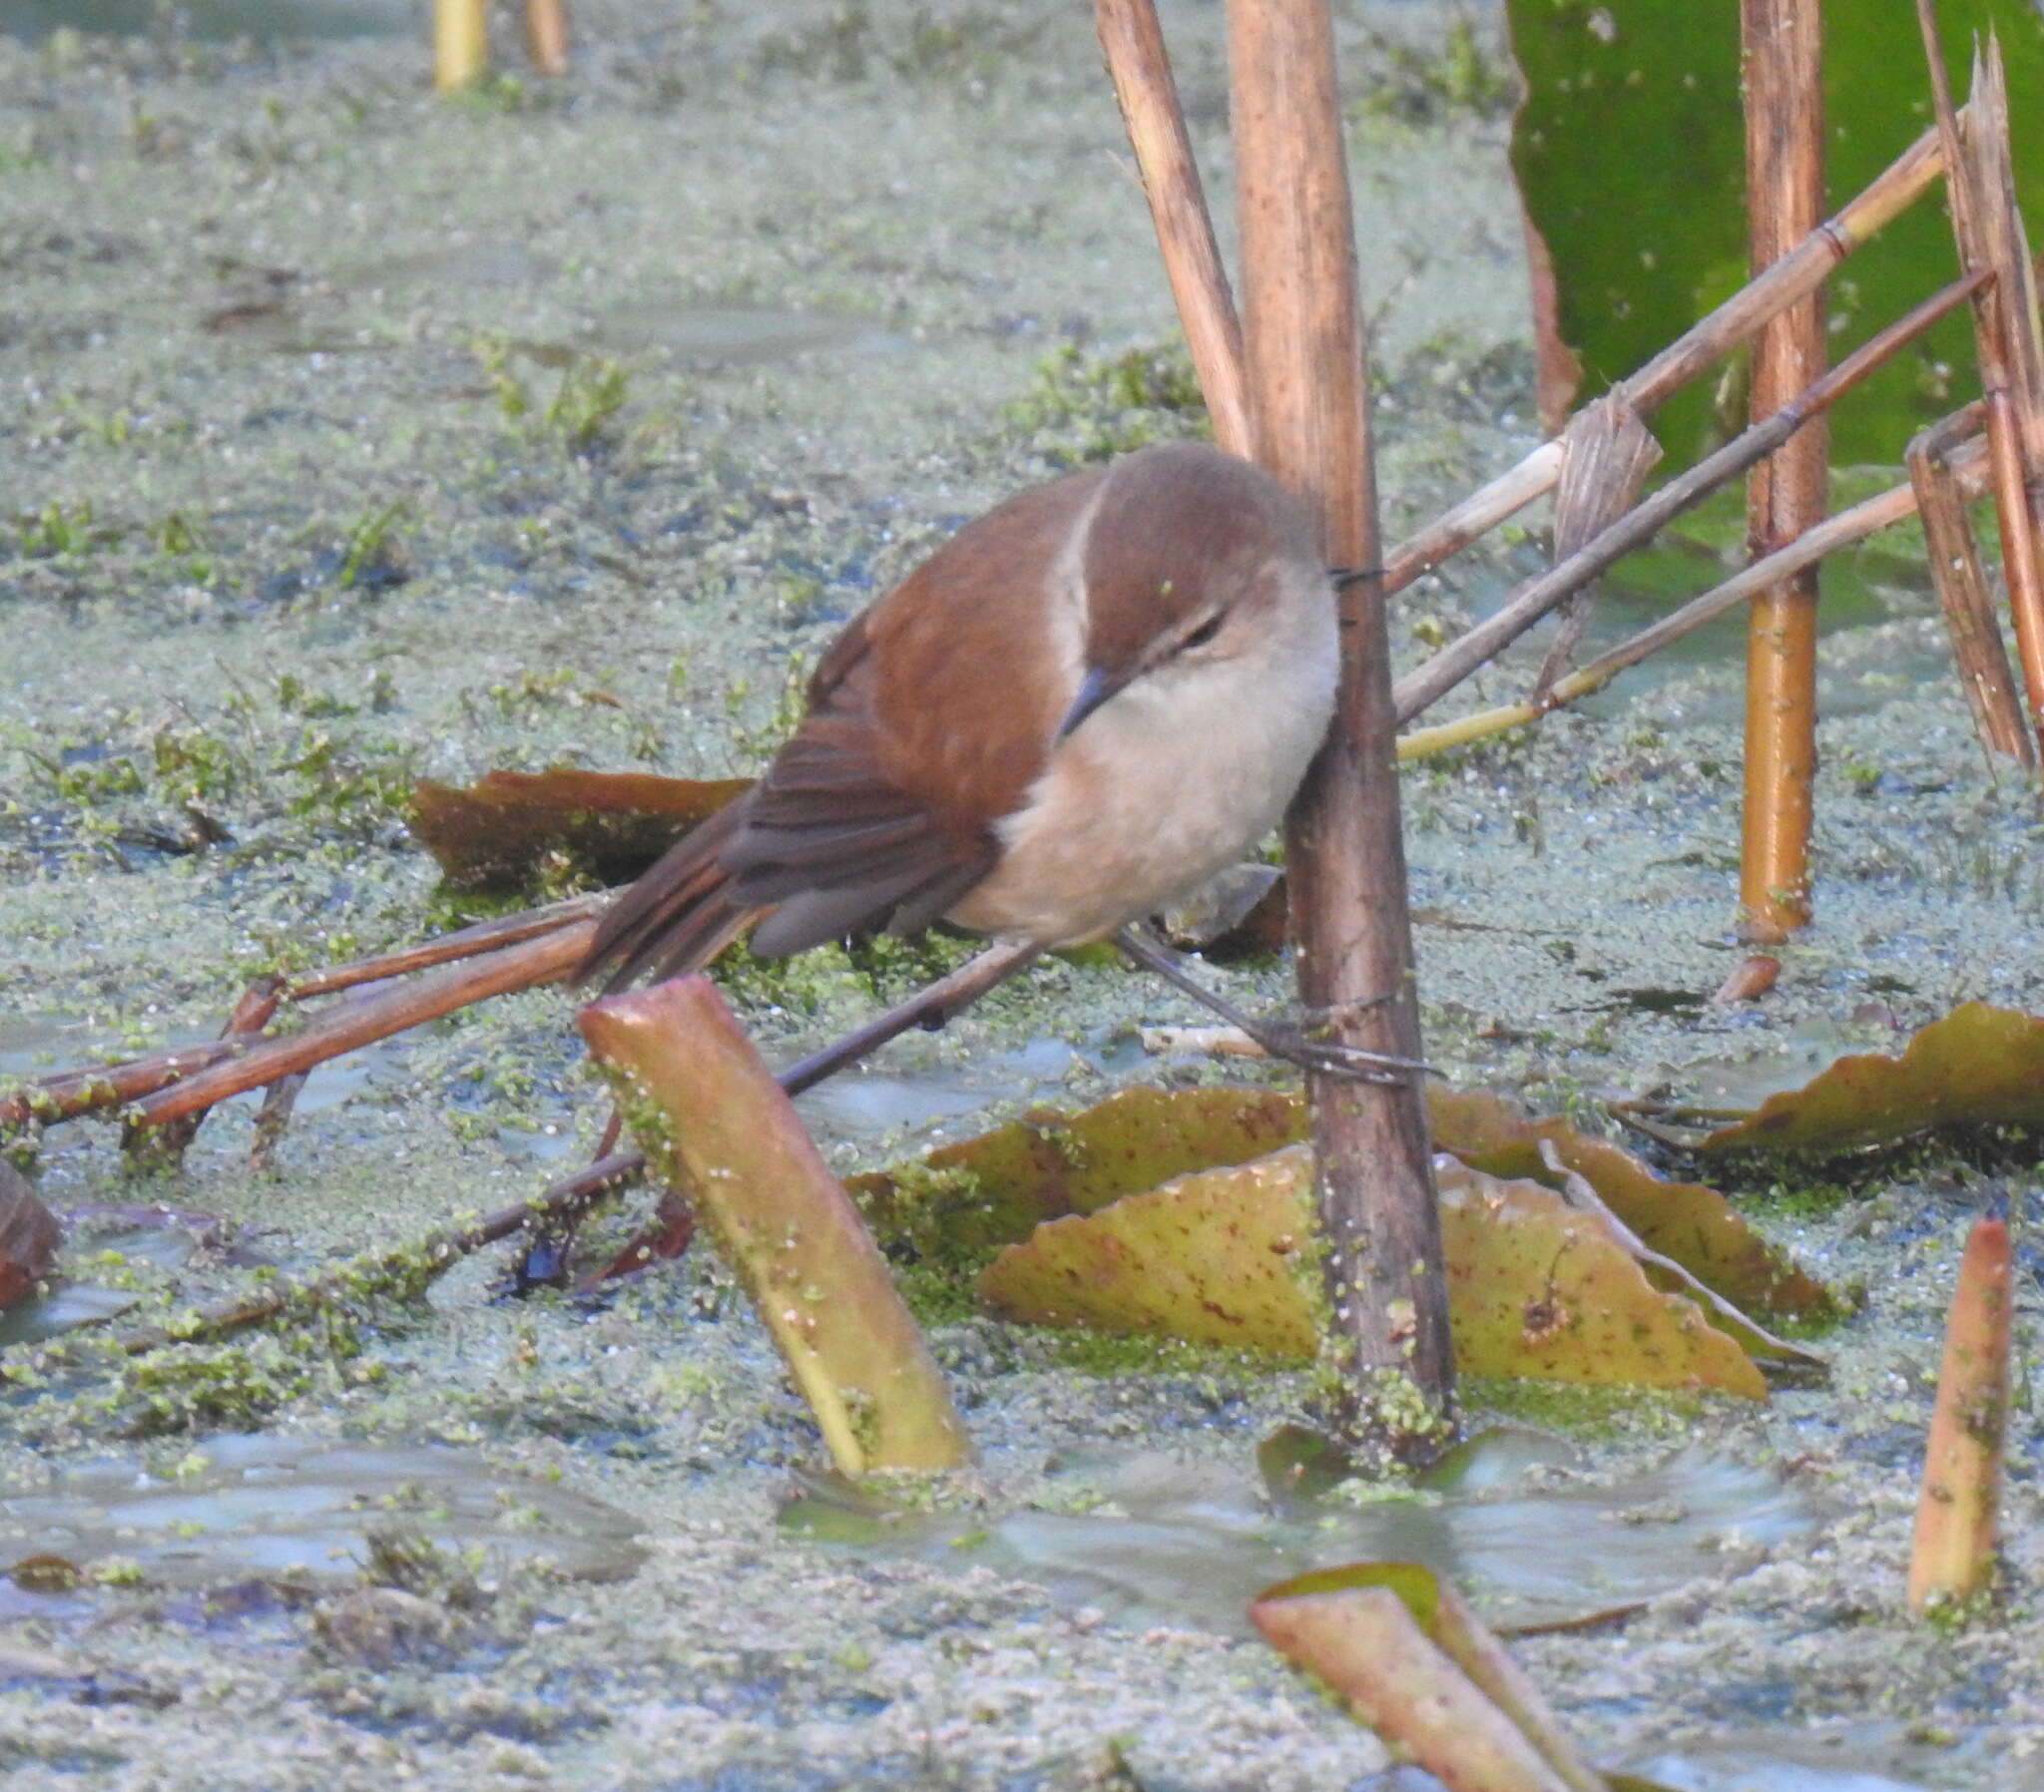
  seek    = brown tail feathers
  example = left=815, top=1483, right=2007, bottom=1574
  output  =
left=578, top=797, right=766, bottom=990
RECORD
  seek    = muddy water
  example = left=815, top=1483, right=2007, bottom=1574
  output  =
left=1, top=3, right=2041, bottom=1788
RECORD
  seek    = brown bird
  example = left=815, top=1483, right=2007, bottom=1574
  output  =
left=581, top=442, right=1410, bottom=1077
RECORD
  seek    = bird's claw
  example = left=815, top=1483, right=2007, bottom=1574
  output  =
left=1239, top=1019, right=1437, bottom=1086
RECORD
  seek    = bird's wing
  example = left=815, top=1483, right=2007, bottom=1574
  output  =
left=727, top=468, right=1101, bottom=956
left=582, top=462, right=1105, bottom=980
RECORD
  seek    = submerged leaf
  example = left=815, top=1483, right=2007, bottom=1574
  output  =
left=410, top=766, right=750, bottom=893
left=1251, top=1570, right=1592, bottom=1792
left=979, top=1145, right=1770, bottom=1397
left=1696, top=1002, right=2044, bottom=1156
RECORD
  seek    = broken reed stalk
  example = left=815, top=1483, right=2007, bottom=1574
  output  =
left=432, top=0, right=488, bottom=91
left=125, top=922, right=598, bottom=1133
left=1381, top=122, right=1949, bottom=598
left=1250, top=1583, right=1576, bottom=1792
left=1, top=896, right=608, bottom=1137
left=1228, top=0, right=1451, bottom=1455
left=1530, top=395, right=1661, bottom=697
left=1095, top=0, right=1253, bottom=458
left=1907, top=1206, right=2013, bottom=1614
left=1907, top=402, right=2037, bottom=763
left=1395, top=433, right=1990, bottom=760
left=2, top=1040, right=243, bottom=1132
left=580, top=976, right=972, bottom=1476
left=1392, top=270, right=1990, bottom=723
left=525, top=0, right=569, bottom=76
left=1919, top=21, right=2044, bottom=747
left=1739, top=0, right=1827, bottom=943
left=1417, top=1583, right=1609, bottom=1792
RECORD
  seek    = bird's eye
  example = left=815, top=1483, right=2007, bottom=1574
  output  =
left=1181, top=614, right=1225, bottom=652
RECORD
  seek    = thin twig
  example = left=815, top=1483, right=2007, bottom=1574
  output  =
left=126, top=923, right=598, bottom=1132
left=1396, top=431, right=1990, bottom=759
left=85, top=945, right=1049, bottom=1353
left=106, top=1149, right=645, bottom=1357
left=1392, top=271, right=1989, bottom=724
left=1381, top=123, right=1949, bottom=598
left=286, top=895, right=607, bottom=999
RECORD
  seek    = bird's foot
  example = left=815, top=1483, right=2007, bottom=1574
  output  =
left=1231, top=1013, right=1433, bottom=1086
left=1113, top=925, right=1434, bottom=1086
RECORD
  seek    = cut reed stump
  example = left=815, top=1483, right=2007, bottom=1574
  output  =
left=1907, top=1206, right=2013, bottom=1615
left=1228, top=0, right=1451, bottom=1459
left=1739, top=0, right=1827, bottom=943
left=433, top=0, right=488, bottom=91
left=580, top=977, right=972, bottom=1478
left=526, top=0, right=569, bottom=77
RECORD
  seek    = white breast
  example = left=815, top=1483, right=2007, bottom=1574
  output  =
left=947, top=560, right=1337, bottom=946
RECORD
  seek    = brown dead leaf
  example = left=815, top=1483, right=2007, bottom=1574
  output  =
left=409, top=767, right=751, bottom=893
left=0, top=1160, right=61, bottom=1310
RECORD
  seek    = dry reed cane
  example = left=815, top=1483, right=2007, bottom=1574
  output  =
left=1095, top=0, right=1252, bottom=458
left=1228, top=0, right=1450, bottom=1453
left=1917, top=11, right=2044, bottom=748
left=1396, top=428, right=1989, bottom=760
left=1394, top=272, right=1987, bottom=723
left=1907, top=402, right=2037, bottom=763
left=1739, top=0, right=1827, bottom=943
left=1383, top=123, right=1949, bottom=599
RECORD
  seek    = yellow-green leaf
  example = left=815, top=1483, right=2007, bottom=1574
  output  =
left=979, top=1147, right=1769, bottom=1398
left=1699, top=1002, right=2044, bottom=1157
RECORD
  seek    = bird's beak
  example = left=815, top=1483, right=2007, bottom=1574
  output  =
left=1057, top=666, right=1123, bottom=740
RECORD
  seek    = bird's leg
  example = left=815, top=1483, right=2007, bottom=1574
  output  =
left=774, top=940, right=1041, bottom=1096
left=1113, top=926, right=1433, bottom=1085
